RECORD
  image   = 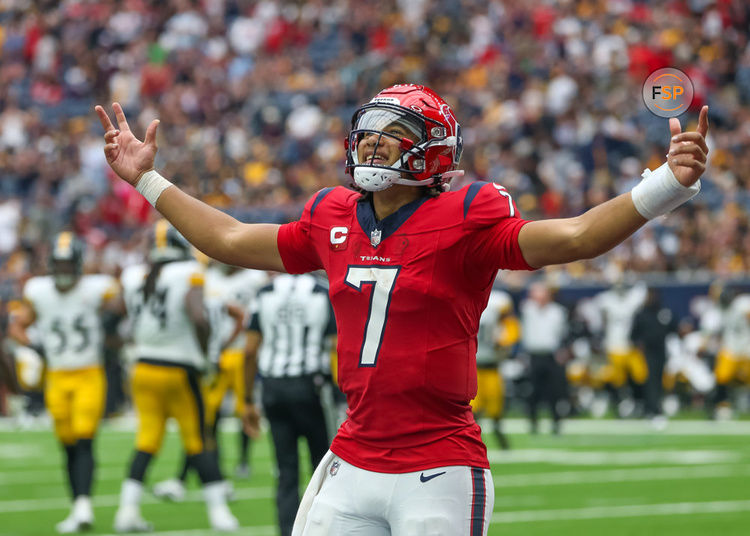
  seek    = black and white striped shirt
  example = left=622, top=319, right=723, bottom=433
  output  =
left=248, top=274, right=336, bottom=378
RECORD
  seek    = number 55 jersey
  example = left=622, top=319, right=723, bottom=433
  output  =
left=277, top=183, right=532, bottom=473
left=23, top=274, right=117, bottom=371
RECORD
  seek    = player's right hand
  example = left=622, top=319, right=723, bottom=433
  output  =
left=95, top=102, right=159, bottom=186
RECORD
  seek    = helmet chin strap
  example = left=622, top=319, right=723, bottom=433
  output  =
left=393, top=170, right=464, bottom=188
left=354, top=167, right=465, bottom=192
left=353, top=167, right=402, bottom=192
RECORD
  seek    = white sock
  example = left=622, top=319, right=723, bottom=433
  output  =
left=120, top=479, right=143, bottom=508
left=74, top=495, right=91, bottom=508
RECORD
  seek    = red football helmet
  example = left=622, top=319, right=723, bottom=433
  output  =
left=345, top=84, right=464, bottom=192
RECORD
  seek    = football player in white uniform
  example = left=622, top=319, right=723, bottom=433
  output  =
left=713, top=293, right=750, bottom=417
left=152, top=267, right=250, bottom=502
left=664, top=319, right=715, bottom=410
left=8, top=232, right=121, bottom=533
left=471, top=288, right=516, bottom=449
left=593, top=281, right=648, bottom=416
left=113, top=220, right=238, bottom=532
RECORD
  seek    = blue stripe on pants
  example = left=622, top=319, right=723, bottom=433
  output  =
left=470, top=467, right=486, bottom=536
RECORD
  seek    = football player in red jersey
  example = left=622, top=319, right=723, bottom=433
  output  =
left=96, top=85, right=708, bottom=535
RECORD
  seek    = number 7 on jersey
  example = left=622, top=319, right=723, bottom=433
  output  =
left=344, top=266, right=400, bottom=367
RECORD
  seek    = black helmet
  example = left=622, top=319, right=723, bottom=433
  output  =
left=50, top=232, right=84, bottom=289
left=148, top=219, right=192, bottom=263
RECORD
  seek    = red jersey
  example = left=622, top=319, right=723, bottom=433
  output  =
left=277, top=182, right=532, bottom=472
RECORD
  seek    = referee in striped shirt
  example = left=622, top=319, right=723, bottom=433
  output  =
left=242, top=273, right=336, bottom=536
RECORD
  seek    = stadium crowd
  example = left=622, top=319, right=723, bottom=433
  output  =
left=0, top=0, right=750, bottom=301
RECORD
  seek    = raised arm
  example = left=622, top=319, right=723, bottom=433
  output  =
left=519, top=106, right=709, bottom=268
left=95, top=103, right=286, bottom=272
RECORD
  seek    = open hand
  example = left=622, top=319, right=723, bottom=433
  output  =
left=667, top=105, right=709, bottom=187
left=95, top=103, right=160, bottom=186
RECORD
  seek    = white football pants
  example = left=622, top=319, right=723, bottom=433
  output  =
left=293, top=450, right=494, bottom=535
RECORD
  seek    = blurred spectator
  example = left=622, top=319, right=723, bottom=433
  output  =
left=0, top=0, right=749, bottom=297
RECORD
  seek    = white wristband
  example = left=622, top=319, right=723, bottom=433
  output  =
left=630, top=162, right=700, bottom=220
left=135, top=170, right=173, bottom=207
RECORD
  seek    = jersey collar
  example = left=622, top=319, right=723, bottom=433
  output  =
left=356, top=196, right=428, bottom=248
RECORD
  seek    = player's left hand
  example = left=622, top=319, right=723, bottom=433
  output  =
left=94, top=102, right=159, bottom=186
left=242, top=402, right=261, bottom=438
left=667, top=105, right=709, bottom=187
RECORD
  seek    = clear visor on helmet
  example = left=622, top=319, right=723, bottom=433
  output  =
left=354, top=107, right=423, bottom=139
left=350, top=106, right=425, bottom=167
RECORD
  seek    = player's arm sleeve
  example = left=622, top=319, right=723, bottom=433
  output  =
left=277, top=191, right=326, bottom=274
left=463, top=183, right=535, bottom=273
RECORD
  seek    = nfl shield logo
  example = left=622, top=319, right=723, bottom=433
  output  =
left=329, top=461, right=340, bottom=476
left=370, top=228, right=382, bottom=248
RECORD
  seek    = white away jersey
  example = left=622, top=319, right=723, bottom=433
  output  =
left=23, top=274, right=117, bottom=370
left=476, top=289, right=512, bottom=366
left=595, top=283, right=647, bottom=354
left=121, top=261, right=207, bottom=369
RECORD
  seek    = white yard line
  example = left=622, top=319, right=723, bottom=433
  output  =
left=495, top=464, right=750, bottom=487
left=3, top=464, right=750, bottom=510
left=488, top=448, right=742, bottom=465
left=0, top=486, right=274, bottom=513
left=491, top=499, right=750, bottom=523
left=1, top=461, right=745, bottom=488
left=97, top=527, right=278, bottom=536
left=0, top=465, right=274, bottom=485
left=496, top=418, right=750, bottom=435
left=3, top=417, right=750, bottom=435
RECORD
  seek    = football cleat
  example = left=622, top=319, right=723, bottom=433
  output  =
left=113, top=506, right=153, bottom=533
left=73, top=496, right=93, bottom=529
left=208, top=504, right=239, bottom=532
left=152, top=478, right=186, bottom=502
left=55, top=514, right=89, bottom=534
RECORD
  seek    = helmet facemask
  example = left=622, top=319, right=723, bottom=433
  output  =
left=50, top=232, right=83, bottom=292
left=52, top=259, right=81, bottom=291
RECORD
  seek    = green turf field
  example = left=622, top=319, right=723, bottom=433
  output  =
left=1, top=418, right=749, bottom=536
